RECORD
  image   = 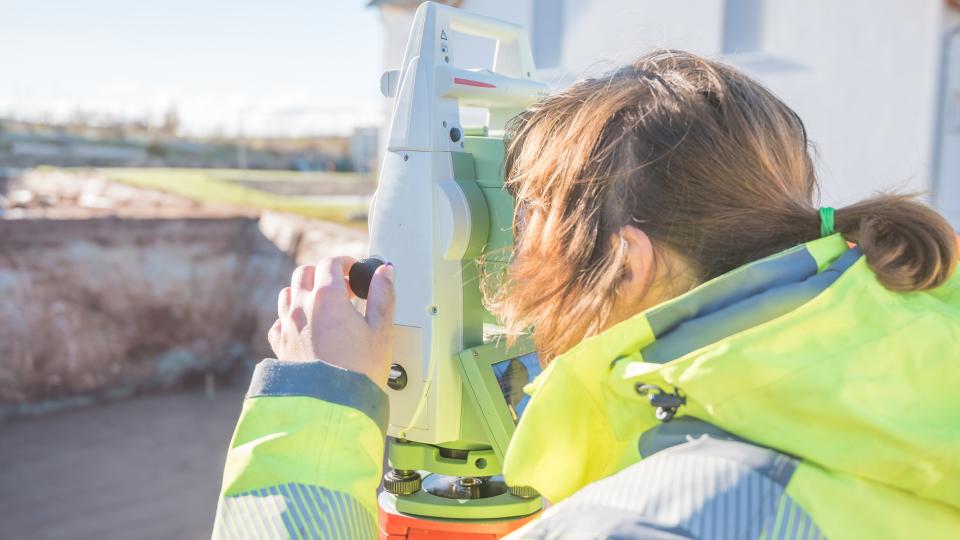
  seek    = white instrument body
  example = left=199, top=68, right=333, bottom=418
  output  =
left=368, top=1, right=547, bottom=444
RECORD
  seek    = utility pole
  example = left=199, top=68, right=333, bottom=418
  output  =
left=236, top=110, right=248, bottom=170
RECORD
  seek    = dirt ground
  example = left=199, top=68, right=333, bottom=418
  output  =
left=0, top=382, right=246, bottom=540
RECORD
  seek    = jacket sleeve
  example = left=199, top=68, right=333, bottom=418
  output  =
left=212, top=359, right=388, bottom=540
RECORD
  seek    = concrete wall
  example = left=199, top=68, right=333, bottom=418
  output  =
left=0, top=218, right=292, bottom=414
left=0, top=204, right=369, bottom=418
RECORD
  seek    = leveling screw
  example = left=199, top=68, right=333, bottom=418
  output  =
left=383, top=469, right=421, bottom=495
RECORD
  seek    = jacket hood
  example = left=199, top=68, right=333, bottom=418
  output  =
left=504, top=234, right=960, bottom=512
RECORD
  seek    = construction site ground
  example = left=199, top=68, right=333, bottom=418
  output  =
left=0, top=382, right=246, bottom=540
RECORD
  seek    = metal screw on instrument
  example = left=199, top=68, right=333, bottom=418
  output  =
left=508, top=485, right=540, bottom=499
left=383, top=469, right=422, bottom=495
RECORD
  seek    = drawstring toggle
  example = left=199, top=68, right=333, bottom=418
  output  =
left=635, top=383, right=686, bottom=422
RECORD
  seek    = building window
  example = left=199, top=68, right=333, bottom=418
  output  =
left=722, top=0, right=765, bottom=54
left=532, top=0, right=564, bottom=69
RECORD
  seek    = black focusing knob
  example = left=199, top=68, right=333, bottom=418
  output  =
left=348, top=257, right=385, bottom=299
left=387, top=364, right=407, bottom=390
left=449, top=126, right=462, bottom=142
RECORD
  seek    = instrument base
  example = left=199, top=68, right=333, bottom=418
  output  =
left=378, top=491, right=539, bottom=539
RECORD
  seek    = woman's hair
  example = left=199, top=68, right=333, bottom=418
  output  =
left=486, top=49, right=957, bottom=362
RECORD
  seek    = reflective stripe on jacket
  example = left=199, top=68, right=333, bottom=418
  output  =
left=512, top=418, right=823, bottom=539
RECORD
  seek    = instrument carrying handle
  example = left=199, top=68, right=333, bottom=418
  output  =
left=432, top=2, right=537, bottom=80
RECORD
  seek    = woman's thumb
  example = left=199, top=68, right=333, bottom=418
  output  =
left=365, top=263, right=396, bottom=331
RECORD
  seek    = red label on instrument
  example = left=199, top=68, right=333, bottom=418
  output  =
left=453, top=77, right=496, bottom=89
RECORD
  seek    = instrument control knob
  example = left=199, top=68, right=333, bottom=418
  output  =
left=383, top=469, right=422, bottom=495
left=387, top=364, right=407, bottom=390
left=508, top=485, right=540, bottom=499
left=348, top=257, right=385, bottom=299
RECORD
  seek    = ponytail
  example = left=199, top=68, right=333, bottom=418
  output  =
left=834, top=194, right=957, bottom=292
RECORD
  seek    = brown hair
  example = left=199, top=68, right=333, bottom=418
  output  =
left=486, top=49, right=957, bottom=362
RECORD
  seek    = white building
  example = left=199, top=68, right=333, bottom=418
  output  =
left=350, top=126, right=380, bottom=173
left=370, top=0, right=960, bottom=227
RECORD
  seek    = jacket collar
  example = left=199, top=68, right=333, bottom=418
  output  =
left=505, top=234, right=852, bottom=502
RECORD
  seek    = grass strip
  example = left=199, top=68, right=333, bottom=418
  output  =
left=94, top=168, right=367, bottom=222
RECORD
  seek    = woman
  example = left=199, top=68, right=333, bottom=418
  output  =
left=213, top=50, right=960, bottom=539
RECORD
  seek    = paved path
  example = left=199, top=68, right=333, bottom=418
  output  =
left=0, top=384, right=246, bottom=540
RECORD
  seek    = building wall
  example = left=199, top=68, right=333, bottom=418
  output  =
left=557, top=0, right=723, bottom=76
left=754, top=0, right=944, bottom=208
left=349, top=126, right=380, bottom=173
left=376, top=0, right=955, bottom=218
left=934, top=8, right=960, bottom=225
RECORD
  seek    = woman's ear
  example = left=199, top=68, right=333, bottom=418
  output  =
left=619, top=225, right=655, bottom=304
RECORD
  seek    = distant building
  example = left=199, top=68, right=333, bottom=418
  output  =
left=370, top=0, right=960, bottom=227
left=349, top=126, right=380, bottom=173
left=0, top=118, right=355, bottom=170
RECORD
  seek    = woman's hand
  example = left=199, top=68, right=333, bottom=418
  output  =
left=267, top=256, right=396, bottom=391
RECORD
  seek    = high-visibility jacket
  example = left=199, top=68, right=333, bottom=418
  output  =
left=213, top=234, right=960, bottom=539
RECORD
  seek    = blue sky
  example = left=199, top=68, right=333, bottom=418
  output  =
left=0, top=0, right=385, bottom=136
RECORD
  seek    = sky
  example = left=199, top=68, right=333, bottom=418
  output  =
left=0, top=0, right=386, bottom=137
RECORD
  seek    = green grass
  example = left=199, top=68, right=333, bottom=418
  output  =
left=90, top=167, right=369, bottom=222
left=197, top=168, right=374, bottom=183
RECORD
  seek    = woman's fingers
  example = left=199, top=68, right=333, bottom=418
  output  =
left=267, top=319, right=281, bottom=353
left=291, top=265, right=316, bottom=293
left=269, top=255, right=393, bottom=383
left=278, top=287, right=291, bottom=319
left=314, top=256, right=357, bottom=293
left=365, top=263, right=396, bottom=333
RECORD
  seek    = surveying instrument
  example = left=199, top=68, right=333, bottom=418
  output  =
left=348, top=2, right=549, bottom=538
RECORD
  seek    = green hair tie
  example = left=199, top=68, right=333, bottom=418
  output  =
left=819, top=207, right=836, bottom=237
